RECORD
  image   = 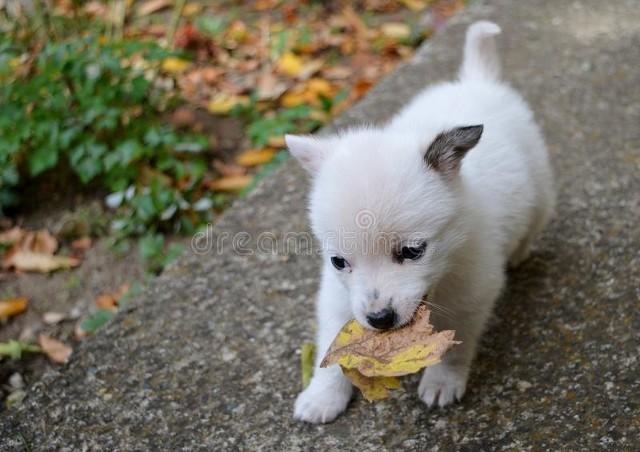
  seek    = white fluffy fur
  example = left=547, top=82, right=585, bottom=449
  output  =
left=287, top=21, right=555, bottom=423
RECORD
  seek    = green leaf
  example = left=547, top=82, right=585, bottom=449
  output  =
left=27, top=146, right=59, bottom=176
left=0, top=340, right=41, bottom=359
left=79, top=309, right=114, bottom=334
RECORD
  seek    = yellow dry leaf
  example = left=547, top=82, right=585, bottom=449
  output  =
left=381, top=22, right=411, bottom=40
left=0, top=297, right=28, bottom=319
left=321, top=305, right=459, bottom=399
left=38, top=334, right=72, bottom=364
left=4, top=251, right=80, bottom=273
left=207, top=94, right=249, bottom=114
left=306, top=78, right=333, bottom=97
left=236, top=148, right=276, bottom=166
left=267, top=135, right=286, bottom=148
left=301, top=342, right=315, bottom=389
left=342, top=368, right=401, bottom=401
left=277, top=52, right=304, bottom=77
left=280, top=90, right=308, bottom=108
left=281, top=78, right=334, bottom=108
left=400, top=0, right=428, bottom=11
left=182, top=2, right=201, bottom=16
left=208, top=175, right=252, bottom=192
left=162, top=57, right=191, bottom=74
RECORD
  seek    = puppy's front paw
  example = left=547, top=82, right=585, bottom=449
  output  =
left=418, top=363, right=468, bottom=408
left=294, top=378, right=352, bottom=424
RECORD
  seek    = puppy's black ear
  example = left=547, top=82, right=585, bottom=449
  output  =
left=424, top=125, right=483, bottom=174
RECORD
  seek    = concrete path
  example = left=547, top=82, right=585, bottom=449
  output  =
left=2, top=0, right=639, bottom=449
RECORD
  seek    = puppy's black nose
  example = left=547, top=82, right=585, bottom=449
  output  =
left=366, top=308, right=396, bottom=330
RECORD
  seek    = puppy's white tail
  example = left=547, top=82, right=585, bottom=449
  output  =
left=459, top=21, right=502, bottom=82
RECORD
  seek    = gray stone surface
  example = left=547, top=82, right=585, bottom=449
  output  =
left=2, top=0, right=639, bottom=449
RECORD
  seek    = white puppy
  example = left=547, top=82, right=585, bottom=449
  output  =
left=286, top=21, right=554, bottom=424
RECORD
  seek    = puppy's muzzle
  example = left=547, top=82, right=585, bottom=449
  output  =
left=366, top=308, right=396, bottom=330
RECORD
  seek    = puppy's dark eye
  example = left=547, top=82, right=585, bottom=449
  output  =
left=331, top=256, right=349, bottom=271
left=397, top=242, right=427, bottom=262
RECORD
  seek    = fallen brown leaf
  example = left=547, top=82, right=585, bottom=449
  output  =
left=71, top=236, right=92, bottom=251
left=298, top=58, right=325, bottom=80
left=0, top=227, right=23, bottom=245
left=207, top=175, right=252, bottom=192
left=95, top=294, right=118, bottom=310
left=213, top=160, right=247, bottom=177
left=256, top=70, right=288, bottom=100
left=95, top=283, right=130, bottom=310
left=137, top=0, right=171, bottom=16
left=353, top=78, right=374, bottom=99
left=0, top=297, right=28, bottom=319
left=236, top=148, right=276, bottom=166
left=3, top=251, right=80, bottom=273
left=169, top=107, right=197, bottom=128
left=38, top=334, right=72, bottom=364
left=182, top=2, right=201, bottom=16
left=321, top=305, right=459, bottom=400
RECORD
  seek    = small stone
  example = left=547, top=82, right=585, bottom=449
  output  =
left=9, top=373, right=24, bottom=389
left=5, top=390, right=26, bottom=408
left=517, top=380, right=533, bottom=392
left=221, top=347, right=237, bottom=362
left=43, top=311, right=66, bottom=325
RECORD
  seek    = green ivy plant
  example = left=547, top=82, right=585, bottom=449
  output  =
left=0, top=35, right=212, bottom=239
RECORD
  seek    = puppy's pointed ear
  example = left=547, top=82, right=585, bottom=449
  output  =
left=424, top=125, right=483, bottom=175
left=285, top=134, right=330, bottom=174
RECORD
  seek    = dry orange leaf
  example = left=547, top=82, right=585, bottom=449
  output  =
left=3, top=251, right=80, bottom=273
left=0, top=297, right=28, bottom=319
left=280, top=90, right=308, bottom=108
left=71, top=236, right=92, bottom=251
left=281, top=78, right=335, bottom=108
left=213, top=160, right=247, bottom=177
left=321, top=305, right=459, bottom=400
left=38, top=334, right=72, bottom=364
left=306, top=78, right=333, bottom=97
left=207, top=175, right=252, bottom=192
left=353, top=78, right=374, bottom=99
left=95, top=294, right=118, bottom=310
left=94, top=283, right=129, bottom=311
left=236, top=148, right=276, bottom=166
